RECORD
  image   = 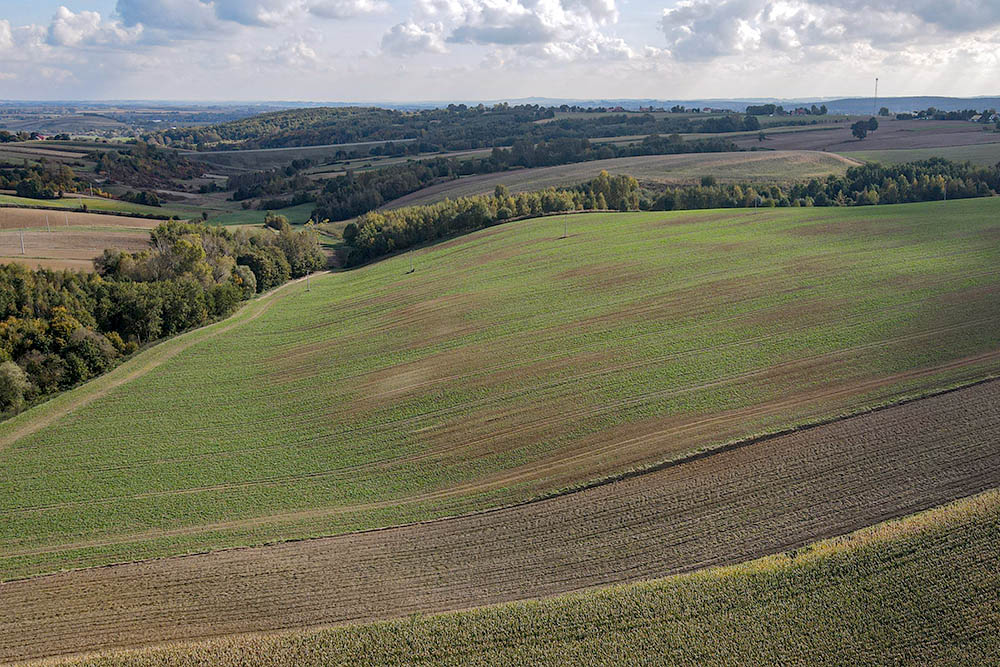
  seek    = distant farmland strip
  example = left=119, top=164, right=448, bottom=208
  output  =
left=383, top=151, right=857, bottom=209
left=841, top=142, right=1000, bottom=166
left=3, top=379, right=1000, bottom=663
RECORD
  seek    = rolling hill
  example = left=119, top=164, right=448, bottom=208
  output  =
left=2, top=197, right=999, bottom=586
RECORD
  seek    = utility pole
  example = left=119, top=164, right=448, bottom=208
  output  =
left=46, top=214, right=50, bottom=233
left=20, top=229, right=25, bottom=255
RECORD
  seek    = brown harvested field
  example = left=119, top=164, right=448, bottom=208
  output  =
left=0, top=208, right=159, bottom=230
left=738, top=119, right=1000, bottom=152
left=0, top=145, right=89, bottom=161
left=0, top=220, right=152, bottom=271
left=384, top=150, right=857, bottom=209
left=3, top=380, right=999, bottom=664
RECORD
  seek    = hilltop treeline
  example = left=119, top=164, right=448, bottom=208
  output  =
left=0, top=161, right=79, bottom=199
left=0, top=221, right=323, bottom=415
left=313, top=134, right=736, bottom=221
left=341, top=172, right=639, bottom=265
left=895, top=107, right=997, bottom=122
left=340, top=158, right=998, bottom=266
left=643, top=159, right=1000, bottom=210
left=90, top=143, right=202, bottom=188
left=147, top=104, right=762, bottom=152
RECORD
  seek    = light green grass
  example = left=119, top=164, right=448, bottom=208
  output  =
left=1, top=198, right=999, bottom=580
left=841, top=142, right=1000, bottom=166
left=207, top=202, right=316, bottom=226
left=0, top=194, right=192, bottom=219
left=55, top=489, right=1000, bottom=666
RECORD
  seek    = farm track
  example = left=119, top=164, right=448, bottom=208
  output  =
left=0, top=274, right=316, bottom=454
left=3, top=379, right=1000, bottom=663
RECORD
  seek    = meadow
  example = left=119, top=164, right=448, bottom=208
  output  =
left=207, top=202, right=316, bottom=226
left=384, top=151, right=857, bottom=209
left=1, top=198, right=999, bottom=582
left=40, top=487, right=1000, bottom=666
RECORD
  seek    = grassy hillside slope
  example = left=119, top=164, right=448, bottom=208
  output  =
left=384, top=150, right=856, bottom=209
left=52, top=489, right=1000, bottom=666
left=2, top=198, right=999, bottom=580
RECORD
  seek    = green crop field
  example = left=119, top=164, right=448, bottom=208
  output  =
left=841, top=142, right=1000, bottom=166
left=2, top=198, right=999, bottom=580
left=385, top=150, right=858, bottom=209
left=54, top=489, right=1000, bottom=666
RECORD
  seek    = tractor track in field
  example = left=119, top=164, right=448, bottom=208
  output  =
left=0, top=274, right=318, bottom=454
left=3, top=379, right=1000, bottom=663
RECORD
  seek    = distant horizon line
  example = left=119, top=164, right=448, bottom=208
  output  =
left=1, top=94, right=999, bottom=107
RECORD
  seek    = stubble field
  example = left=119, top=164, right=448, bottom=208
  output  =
left=0, top=208, right=156, bottom=270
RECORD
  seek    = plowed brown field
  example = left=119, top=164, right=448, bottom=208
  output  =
left=0, top=208, right=154, bottom=270
left=3, top=379, right=999, bottom=664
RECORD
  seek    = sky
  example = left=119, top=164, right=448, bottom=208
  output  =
left=0, top=0, right=998, bottom=102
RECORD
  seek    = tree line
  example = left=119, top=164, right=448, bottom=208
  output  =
left=745, top=104, right=828, bottom=116
left=642, top=159, right=999, bottom=210
left=0, top=160, right=79, bottom=199
left=312, top=134, right=736, bottom=222
left=0, top=220, right=324, bottom=416
left=340, top=158, right=997, bottom=267
left=340, top=171, right=640, bottom=266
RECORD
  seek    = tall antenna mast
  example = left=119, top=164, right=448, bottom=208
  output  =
left=874, top=77, right=879, bottom=116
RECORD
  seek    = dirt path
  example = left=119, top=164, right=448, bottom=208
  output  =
left=0, top=274, right=317, bottom=453
left=3, top=379, right=999, bottom=664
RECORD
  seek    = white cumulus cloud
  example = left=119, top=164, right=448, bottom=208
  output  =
left=382, top=21, right=448, bottom=55
left=387, top=0, right=629, bottom=60
left=48, top=6, right=141, bottom=47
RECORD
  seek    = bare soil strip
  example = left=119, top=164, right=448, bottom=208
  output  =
left=3, top=380, right=999, bottom=664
